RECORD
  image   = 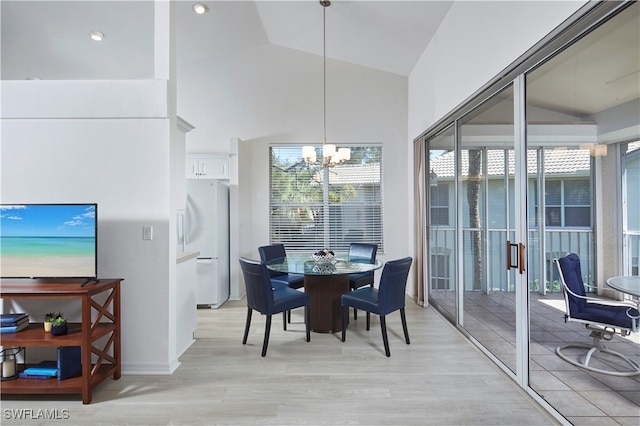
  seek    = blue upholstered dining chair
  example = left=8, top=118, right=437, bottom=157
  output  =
left=258, top=243, right=305, bottom=324
left=341, top=256, right=413, bottom=357
left=554, top=253, right=640, bottom=376
left=258, top=244, right=305, bottom=290
left=239, top=257, right=310, bottom=357
left=347, top=243, right=378, bottom=320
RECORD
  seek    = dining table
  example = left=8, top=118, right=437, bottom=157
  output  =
left=266, top=254, right=382, bottom=333
left=606, top=275, right=640, bottom=332
left=606, top=275, right=640, bottom=298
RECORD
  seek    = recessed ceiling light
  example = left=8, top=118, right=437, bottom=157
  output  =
left=193, top=3, right=209, bottom=15
left=89, top=31, right=105, bottom=42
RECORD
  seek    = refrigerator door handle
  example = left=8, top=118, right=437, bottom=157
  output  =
left=185, top=201, right=191, bottom=246
left=196, top=257, right=214, bottom=264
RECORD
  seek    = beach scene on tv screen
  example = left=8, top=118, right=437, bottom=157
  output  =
left=0, top=204, right=96, bottom=278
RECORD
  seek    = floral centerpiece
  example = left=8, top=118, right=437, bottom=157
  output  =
left=313, top=248, right=335, bottom=263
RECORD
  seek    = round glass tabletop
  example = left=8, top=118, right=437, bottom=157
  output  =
left=266, top=255, right=382, bottom=276
left=606, top=276, right=640, bottom=298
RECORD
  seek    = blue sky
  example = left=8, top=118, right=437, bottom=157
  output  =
left=0, top=204, right=96, bottom=237
left=272, top=147, right=304, bottom=165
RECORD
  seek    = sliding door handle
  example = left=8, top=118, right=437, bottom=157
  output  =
left=507, top=241, right=518, bottom=270
left=506, top=241, right=525, bottom=275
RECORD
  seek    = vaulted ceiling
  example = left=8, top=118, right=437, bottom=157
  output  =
left=1, top=1, right=453, bottom=80
left=2, top=1, right=638, bottom=121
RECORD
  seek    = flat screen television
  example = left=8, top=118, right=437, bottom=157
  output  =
left=0, top=204, right=97, bottom=279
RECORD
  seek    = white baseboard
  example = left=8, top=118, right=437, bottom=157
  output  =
left=122, top=359, right=180, bottom=375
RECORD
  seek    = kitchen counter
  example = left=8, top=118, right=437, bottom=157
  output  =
left=176, top=250, right=199, bottom=357
left=177, top=251, right=200, bottom=264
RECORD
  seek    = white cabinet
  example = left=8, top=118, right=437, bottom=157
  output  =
left=186, top=155, right=229, bottom=179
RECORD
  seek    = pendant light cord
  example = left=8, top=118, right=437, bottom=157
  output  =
left=323, top=2, right=327, bottom=145
left=302, top=1, right=349, bottom=167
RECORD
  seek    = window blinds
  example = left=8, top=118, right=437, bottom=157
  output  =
left=269, top=146, right=383, bottom=254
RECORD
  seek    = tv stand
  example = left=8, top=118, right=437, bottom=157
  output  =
left=0, top=278, right=122, bottom=404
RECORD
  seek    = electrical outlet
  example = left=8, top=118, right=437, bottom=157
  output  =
left=143, top=226, right=153, bottom=240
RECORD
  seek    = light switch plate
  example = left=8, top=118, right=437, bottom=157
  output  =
left=143, top=225, right=153, bottom=240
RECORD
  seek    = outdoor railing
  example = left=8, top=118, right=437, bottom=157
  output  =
left=429, top=227, right=598, bottom=293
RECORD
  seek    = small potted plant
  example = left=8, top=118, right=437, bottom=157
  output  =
left=50, top=315, right=68, bottom=336
left=43, top=312, right=62, bottom=332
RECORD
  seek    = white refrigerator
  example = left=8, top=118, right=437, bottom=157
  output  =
left=185, top=179, right=230, bottom=308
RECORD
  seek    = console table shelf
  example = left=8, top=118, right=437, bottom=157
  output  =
left=0, top=278, right=122, bottom=404
left=0, top=364, right=114, bottom=395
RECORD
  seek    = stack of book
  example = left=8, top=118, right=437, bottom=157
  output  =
left=18, top=347, right=82, bottom=380
left=0, top=313, right=30, bottom=333
left=19, top=360, right=58, bottom=379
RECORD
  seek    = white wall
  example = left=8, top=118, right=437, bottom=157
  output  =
left=178, top=44, right=409, bottom=298
left=408, top=1, right=587, bottom=138
left=179, top=2, right=588, bottom=300
left=0, top=4, right=187, bottom=374
left=0, top=80, right=179, bottom=374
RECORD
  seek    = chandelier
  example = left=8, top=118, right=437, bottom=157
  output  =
left=302, top=1, right=350, bottom=168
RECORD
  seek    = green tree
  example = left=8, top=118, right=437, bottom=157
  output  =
left=270, top=148, right=361, bottom=240
left=467, top=149, right=483, bottom=291
left=348, top=146, right=381, bottom=164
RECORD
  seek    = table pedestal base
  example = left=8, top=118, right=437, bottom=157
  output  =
left=304, top=274, right=349, bottom=333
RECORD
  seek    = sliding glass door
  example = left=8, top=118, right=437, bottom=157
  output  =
left=426, top=85, right=527, bottom=376
left=427, top=126, right=456, bottom=320
left=524, top=2, right=639, bottom=407
left=456, top=85, right=525, bottom=375
left=423, top=3, right=638, bottom=419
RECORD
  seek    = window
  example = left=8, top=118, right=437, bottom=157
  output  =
left=429, top=184, right=449, bottom=226
left=269, top=146, right=383, bottom=253
left=430, top=246, right=451, bottom=290
left=545, top=178, right=591, bottom=227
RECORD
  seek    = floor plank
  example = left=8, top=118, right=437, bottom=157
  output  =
left=1, top=299, right=559, bottom=425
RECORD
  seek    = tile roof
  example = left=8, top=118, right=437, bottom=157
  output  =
left=312, top=163, right=381, bottom=185
left=430, top=148, right=592, bottom=179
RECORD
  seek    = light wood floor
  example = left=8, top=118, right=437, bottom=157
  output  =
left=1, top=298, right=559, bottom=425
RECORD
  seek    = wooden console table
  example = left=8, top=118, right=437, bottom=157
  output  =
left=0, top=278, right=122, bottom=404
